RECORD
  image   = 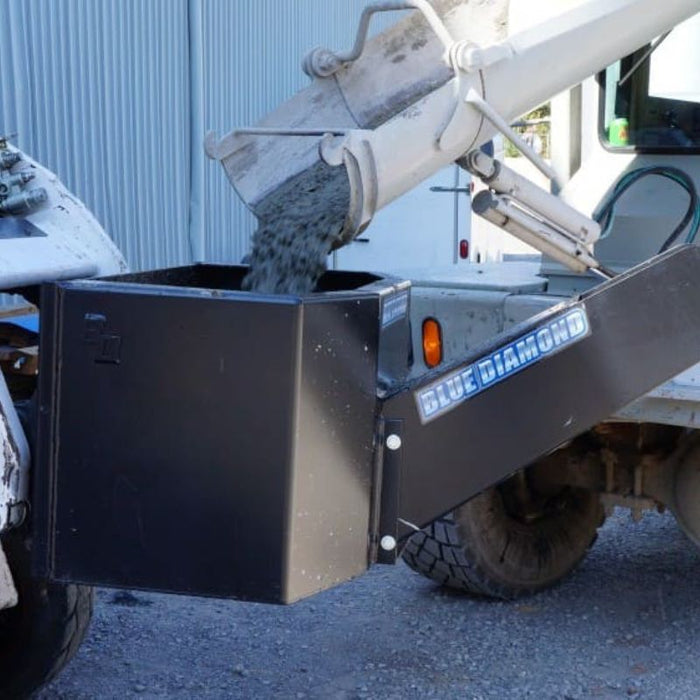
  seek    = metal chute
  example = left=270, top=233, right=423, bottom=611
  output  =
left=206, top=0, right=700, bottom=246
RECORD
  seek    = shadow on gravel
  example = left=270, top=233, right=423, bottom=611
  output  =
left=37, top=510, right=700, bottom=700
left=108, top=591, right=154, bottom=608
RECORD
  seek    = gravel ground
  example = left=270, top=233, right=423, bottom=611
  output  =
left=37, top=509, right=700, bottom=699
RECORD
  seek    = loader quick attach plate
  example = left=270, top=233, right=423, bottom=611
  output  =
left=33, top=265, right=410, bottom=604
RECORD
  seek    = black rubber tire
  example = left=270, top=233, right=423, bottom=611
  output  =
left=0, top=529, right=93, bottom=699
left=402, top=478, right=604, bottom=600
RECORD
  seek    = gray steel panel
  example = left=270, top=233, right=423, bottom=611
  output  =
left=42, top=283, right=301, bottom=601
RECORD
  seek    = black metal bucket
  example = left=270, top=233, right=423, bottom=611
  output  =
left=34, top=265, right=410, bottom=603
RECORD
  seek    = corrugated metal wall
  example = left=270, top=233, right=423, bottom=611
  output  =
left=0, top=0, right=391, bottom=271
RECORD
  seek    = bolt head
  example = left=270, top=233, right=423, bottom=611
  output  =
left=386, top=434, right=402, bottom=451
left=380, top=535, right=396, bottom=551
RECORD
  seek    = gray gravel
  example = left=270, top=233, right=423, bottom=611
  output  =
left=37, top=509, right=700, bottom=699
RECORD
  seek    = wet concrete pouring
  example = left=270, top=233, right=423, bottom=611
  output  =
left=242, top=161, right=350, bottom=295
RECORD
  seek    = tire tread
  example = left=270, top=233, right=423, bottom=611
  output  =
left=0, top=531, right=94, bottom=699
left=402, top=490, right=603, bottom=601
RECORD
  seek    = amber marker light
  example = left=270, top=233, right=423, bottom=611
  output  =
left=422, top=318, right=443, bottom=368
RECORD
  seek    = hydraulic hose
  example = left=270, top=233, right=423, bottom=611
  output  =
left=593, top=166, right=700, bottom=253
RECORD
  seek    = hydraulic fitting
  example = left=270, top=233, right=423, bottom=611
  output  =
left=0, top=188, right=48, bottom=215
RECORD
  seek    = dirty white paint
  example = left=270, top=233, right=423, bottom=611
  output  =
left=508, top=0, right=590, bottom=35
left=0, top=370, right=30, bottom=533
left=0, top=144, right=126, bottom=290
left=615, top=363, right=700, bottom=428
left=0, top=542, right=17, bottom=610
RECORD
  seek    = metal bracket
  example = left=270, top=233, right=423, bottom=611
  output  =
left=449, top=41, right=514, bottom=73
left=465, top=88, right=562, bottom=188
left=319, top=131, right=379, bottom=242
left=437, top=38, right=513, bottom=153
left=204, top=127, right=357, bottom=162
left=430, top=186, right=470, bottom=195
left=376, top=419, right=403, bottom=564
left=0, top=146, right=47, bottom=216
left=302, top=0, right=454, bottom=79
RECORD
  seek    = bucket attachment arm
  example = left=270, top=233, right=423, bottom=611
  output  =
left=375, top=245, right=700, bottom=556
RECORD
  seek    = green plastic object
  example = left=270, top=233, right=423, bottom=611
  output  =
left=609, top=117, right=630, bottom=146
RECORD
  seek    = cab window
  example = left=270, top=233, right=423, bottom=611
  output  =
left=600, top=14, right=700, bottom=152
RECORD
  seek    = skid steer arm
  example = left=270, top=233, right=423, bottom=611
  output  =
left=376, top=245, right=700, bottom=556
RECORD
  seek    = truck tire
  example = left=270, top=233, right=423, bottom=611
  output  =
left=402, top=474, right=604, bottom=600
left=0, top=529, right=93, bottom=699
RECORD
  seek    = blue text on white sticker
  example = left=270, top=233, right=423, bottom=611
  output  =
left=415, top=306, right=590, bottom=423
